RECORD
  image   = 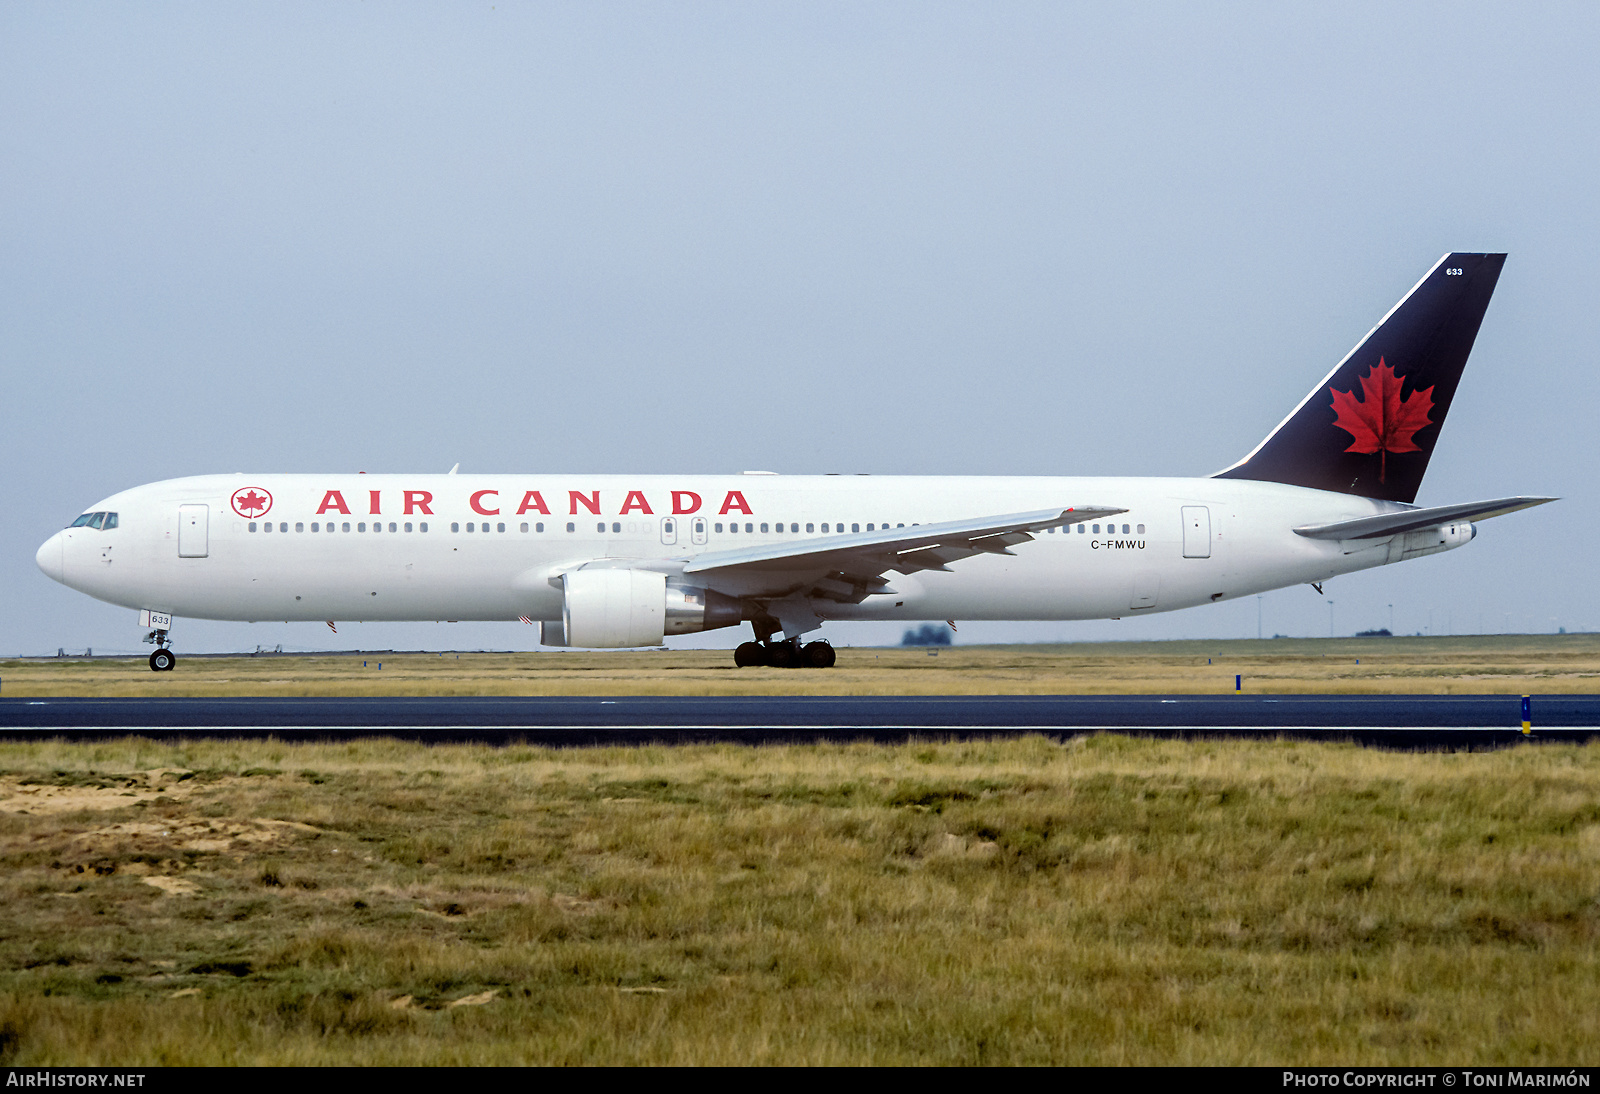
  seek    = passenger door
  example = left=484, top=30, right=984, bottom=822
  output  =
left=178, top=504, right=209, bottom=558
left=1181, top=506, right=1211, bottom=559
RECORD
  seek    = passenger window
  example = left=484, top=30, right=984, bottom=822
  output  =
left=806, top=523, right=815, bottom=533
left=760, top=523, right=769, bottom=533
left=1077, top=524, right=1085, bottom=533
left=612, top=522, right=621, bottom=533
left=497, top=522, right=506, bottom=533
left=466, top=522, right=474, bottom=532
left=405, top=523, right=413, bottom=533
left=1092, top=525, right=1100, bottom=533
left=295, top=522, right=304, bottom=532
left=311, top=523, right=320, bottom=532
left=1137, top=524, right=1145, bottom=534
left=357, top=522, right=366, bottom=532
left=536, top=522, right=544, bottom=532
left=419, top=522, right=428, bottom=532
left=852, top=523, right=860, bottom=533
left=452, top=523, right=461, bottom=533
left=249, top=522, right=257, bottom=532
left=820, top=523, right=828, bottom=532
left=715, top=523, right=724, bottom=533
left=566, top=522, right=575, bottom=532
left=1122, top=524, right=1129, bottom=535
left=341, top=522, right=351, bottom=533
left=264, top=522, right=273, bottom=533
left=1047, top=526, right=1055, bottom=533
left=520, top=522, right=529, bottom=533
left=866, top=523, right=874, bottom=531
left=387, top=522, right=395, bottom=532
left=897, top=523, right=904, bottom=528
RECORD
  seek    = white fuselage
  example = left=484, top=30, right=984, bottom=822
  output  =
left=35, top=473, right=1471, bottom=631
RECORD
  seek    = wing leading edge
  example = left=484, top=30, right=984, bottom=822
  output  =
left=683, top=506, right=1126, bottom=603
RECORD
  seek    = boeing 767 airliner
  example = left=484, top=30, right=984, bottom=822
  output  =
left=36, top=252, right=1553, bottom=670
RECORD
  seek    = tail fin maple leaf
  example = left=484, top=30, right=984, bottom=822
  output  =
left=1329, top=358, right=1434, bottom=484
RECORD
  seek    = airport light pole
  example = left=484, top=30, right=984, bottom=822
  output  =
left=1257, top=596, right=1263, bottom=640
left=1327, top=599, right=1335, bottom=638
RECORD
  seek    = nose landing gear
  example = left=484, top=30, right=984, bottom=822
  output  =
left=144, top=624, right=176, bottom=672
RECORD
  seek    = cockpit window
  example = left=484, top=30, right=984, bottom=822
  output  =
left=67, top=511, right=116, bottom=530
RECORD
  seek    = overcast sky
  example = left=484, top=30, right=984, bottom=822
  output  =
left=3, top=2, right=1595, bottom=656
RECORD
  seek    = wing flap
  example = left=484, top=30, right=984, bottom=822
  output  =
left=684, top=506, right=1126, bottom=593
left=1293, top=496, right=1556, bottom=540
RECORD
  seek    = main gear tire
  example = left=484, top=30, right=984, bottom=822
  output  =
left=149, top=649, right=176, bottom=672
left=802, top=641, right=836, bottom=669
left=733, top=642, right=768, bottom=668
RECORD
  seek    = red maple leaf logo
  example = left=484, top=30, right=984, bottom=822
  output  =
left=231, top=487, right=272, bottom=518
left=1329, top=358, right=1434, bottom=483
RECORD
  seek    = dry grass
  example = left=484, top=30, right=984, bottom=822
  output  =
left=6, top=634, right=1600, bottom=697
left=0, top=735, right=1595, bottom=1064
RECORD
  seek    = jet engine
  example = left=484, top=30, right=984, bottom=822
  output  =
left=561, top=569, right=742, bottom=648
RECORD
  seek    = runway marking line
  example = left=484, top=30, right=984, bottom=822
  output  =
left=1, top=724, right=1588, bottom=733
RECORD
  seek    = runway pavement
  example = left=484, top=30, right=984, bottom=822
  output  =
left=1, top=694, right=1596, bottom=747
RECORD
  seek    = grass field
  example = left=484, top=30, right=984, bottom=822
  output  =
left=2, top=638, right=1596, bottom=1064
left=0, top=734, right=1595, bottom=1064
left=6, top=633, right=1600, bottom=697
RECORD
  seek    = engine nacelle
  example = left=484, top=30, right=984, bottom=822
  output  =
left=561, top=569, right=742, bottom=648
left=665, top=584, right=743, bottom=636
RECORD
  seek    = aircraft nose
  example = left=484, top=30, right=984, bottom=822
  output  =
left=36, top=532, right=64, bottom=584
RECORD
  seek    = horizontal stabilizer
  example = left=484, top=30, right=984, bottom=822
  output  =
left=1293, top=496, right=1556, bottom=540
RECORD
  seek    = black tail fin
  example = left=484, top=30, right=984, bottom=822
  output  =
left=1215, top=252, right=1506, bottom=503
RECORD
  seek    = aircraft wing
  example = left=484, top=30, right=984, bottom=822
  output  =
left=1293, top=496, right=1556, bottom=540
left=683, top=506, right=1126, bottom=603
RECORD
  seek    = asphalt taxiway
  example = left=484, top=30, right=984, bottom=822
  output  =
left=1, top=694, right=1596, bottom=747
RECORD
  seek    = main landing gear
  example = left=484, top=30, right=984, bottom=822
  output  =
left=144, top=626, right=176, bottom=672
left=734, top=639, right=836, bottom=669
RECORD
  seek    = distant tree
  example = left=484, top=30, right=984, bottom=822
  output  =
left=1354, top=628, right=1393, bottom=638
left=900, top=624, right=953, bottom=647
